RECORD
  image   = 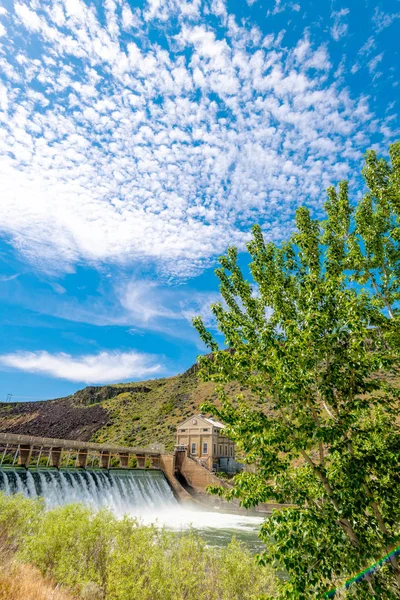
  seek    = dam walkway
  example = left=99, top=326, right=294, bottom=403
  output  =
left=0, top=431, right=165, bottom=470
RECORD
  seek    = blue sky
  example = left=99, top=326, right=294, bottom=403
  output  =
left=0, top=0, right=399, bottom=400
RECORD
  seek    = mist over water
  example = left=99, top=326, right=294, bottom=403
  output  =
left=0, top=469, right=263, bottom=550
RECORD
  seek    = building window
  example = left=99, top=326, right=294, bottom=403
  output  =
left=191, top=443, right=196, bottom=455
left=203, top=442, right=208, bottom=455
left=224, top=446, right=227, bottom=456
left=180, top=429, right=186, bottom=432
left=214, top=444, right=216, bottom=455
left=202, top=428, right=209, bottom=432
left=219, top=445, right=222, bottom=455
left=230, top=446, right=233, bottom=456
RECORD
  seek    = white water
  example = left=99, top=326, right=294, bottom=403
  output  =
left=0, top=469, right=176, bottom=513
left=0, top=469, right=263, bottom=548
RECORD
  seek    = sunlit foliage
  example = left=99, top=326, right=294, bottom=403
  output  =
left=0, top=493, right=277, bottom=600
left=193, top=142, right=400, bottom=599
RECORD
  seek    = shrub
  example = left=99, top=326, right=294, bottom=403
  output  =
left=128, top=456, right=137, bottom=468
left=21, top=503, right=118, bottom=592
left=81, top=581, right=104, bottom=600
left=0, top=494, right=277, bottom=600
left=0, top=492, right=43, bottom=553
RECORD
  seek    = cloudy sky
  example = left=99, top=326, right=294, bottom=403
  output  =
left=0, top=0, right=398, bottom=399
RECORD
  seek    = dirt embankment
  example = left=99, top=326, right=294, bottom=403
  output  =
left=0, top=397, right=110, bottom=441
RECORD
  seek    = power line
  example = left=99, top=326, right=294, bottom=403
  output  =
left=8, top=395, right=44, bottom=399
left=3, top=394, right=50, bottom=402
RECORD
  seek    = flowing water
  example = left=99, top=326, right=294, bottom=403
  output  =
left=0, top=468, right=264, bottom=551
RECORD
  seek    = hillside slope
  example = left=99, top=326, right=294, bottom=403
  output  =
left=0, top=366, right=252, bottom=451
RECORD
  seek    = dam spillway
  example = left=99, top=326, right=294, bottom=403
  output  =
left=0, top=469, right=177, bottom=514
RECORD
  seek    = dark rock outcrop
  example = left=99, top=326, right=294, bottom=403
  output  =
left=73, top=385, right=151, bottom=406
left=0, top=397, right=110, bottom=441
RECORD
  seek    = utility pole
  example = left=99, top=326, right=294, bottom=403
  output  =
left=5, top=393, right=12, bottom=403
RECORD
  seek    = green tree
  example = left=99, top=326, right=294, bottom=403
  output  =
left=321, top=142, right=400, bottom=321
left=193, top=142, right=400, bottom=599
left=352, top=142, right=399, bottom=319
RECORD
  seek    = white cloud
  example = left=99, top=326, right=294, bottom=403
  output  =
left=372, top=7, right=400, bottom=32
left=368, top=52, right=384, bottom=75
left=180, top=291, right=221, bottom=329
left=121, top=3, right=141, bottom=29
left=14, top=3, right=42, bottom=32
left=119, top=281, right=181, bottom=324
left=0, top=1, right=383, bottom=281
left=267, top=1, right=301, bottom=15
left=118, top=280, right=220, bottom=335
left=51, top=282, right=67, bottom=294
left=359, top=36, right=376, bottom=56
left=0, top=349, right=163, bottom=383
left=210, top=0, right=227, bottom=19
left=1, top=273, right=218, bottom=342
left=351, top=36, right=380, bottom=77
left=0, top=273, right=19, bottom=282
left=331, top=8, right=350, bottom=41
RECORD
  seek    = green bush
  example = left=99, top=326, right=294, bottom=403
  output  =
left=109, top=456, right=120, bottom=468
left=215, top=471, right=234, bottom=481
left=0, top=493, right=43, bottom=553
left=21, top=503, right=117, bottom=591
left=0, top=493, right=277, bottom=600
left=128, top=456, right=137, bottom=469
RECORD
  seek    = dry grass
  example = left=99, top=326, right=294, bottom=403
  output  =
left=0, top=559, right=76, bottom=600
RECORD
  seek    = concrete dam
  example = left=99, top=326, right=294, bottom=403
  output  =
left=0, top=431, right=184, bottom=508
left=0, top=431, right=244, bottom=505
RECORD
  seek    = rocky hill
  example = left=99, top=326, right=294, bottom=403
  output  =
left=0, top=365, right=253, bottom=451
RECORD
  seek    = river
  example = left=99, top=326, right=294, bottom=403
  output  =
left=0, top=467, right=265, bottom=552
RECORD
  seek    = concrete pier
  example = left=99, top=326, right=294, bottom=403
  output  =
left=119, top=453, right=129, bottom=468
left=136, top=454, right=146, bottom=468
left=50, top=447, right=62, bottom=468
left=100, top=451, right=111, bottom=469
left=18, top=444, right=32, bottom=467
left=77, top=449, right=88, bottom=468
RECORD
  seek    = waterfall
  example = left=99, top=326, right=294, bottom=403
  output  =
left=0, top=468, right=177, bottom=515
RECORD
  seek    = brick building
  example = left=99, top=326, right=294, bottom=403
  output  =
left=176, top=414, right=239, bottom=473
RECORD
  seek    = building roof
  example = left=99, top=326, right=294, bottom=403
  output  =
left=177, top=414, right=225, bottom=430
left=200, top=416, right=225, bottom=429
